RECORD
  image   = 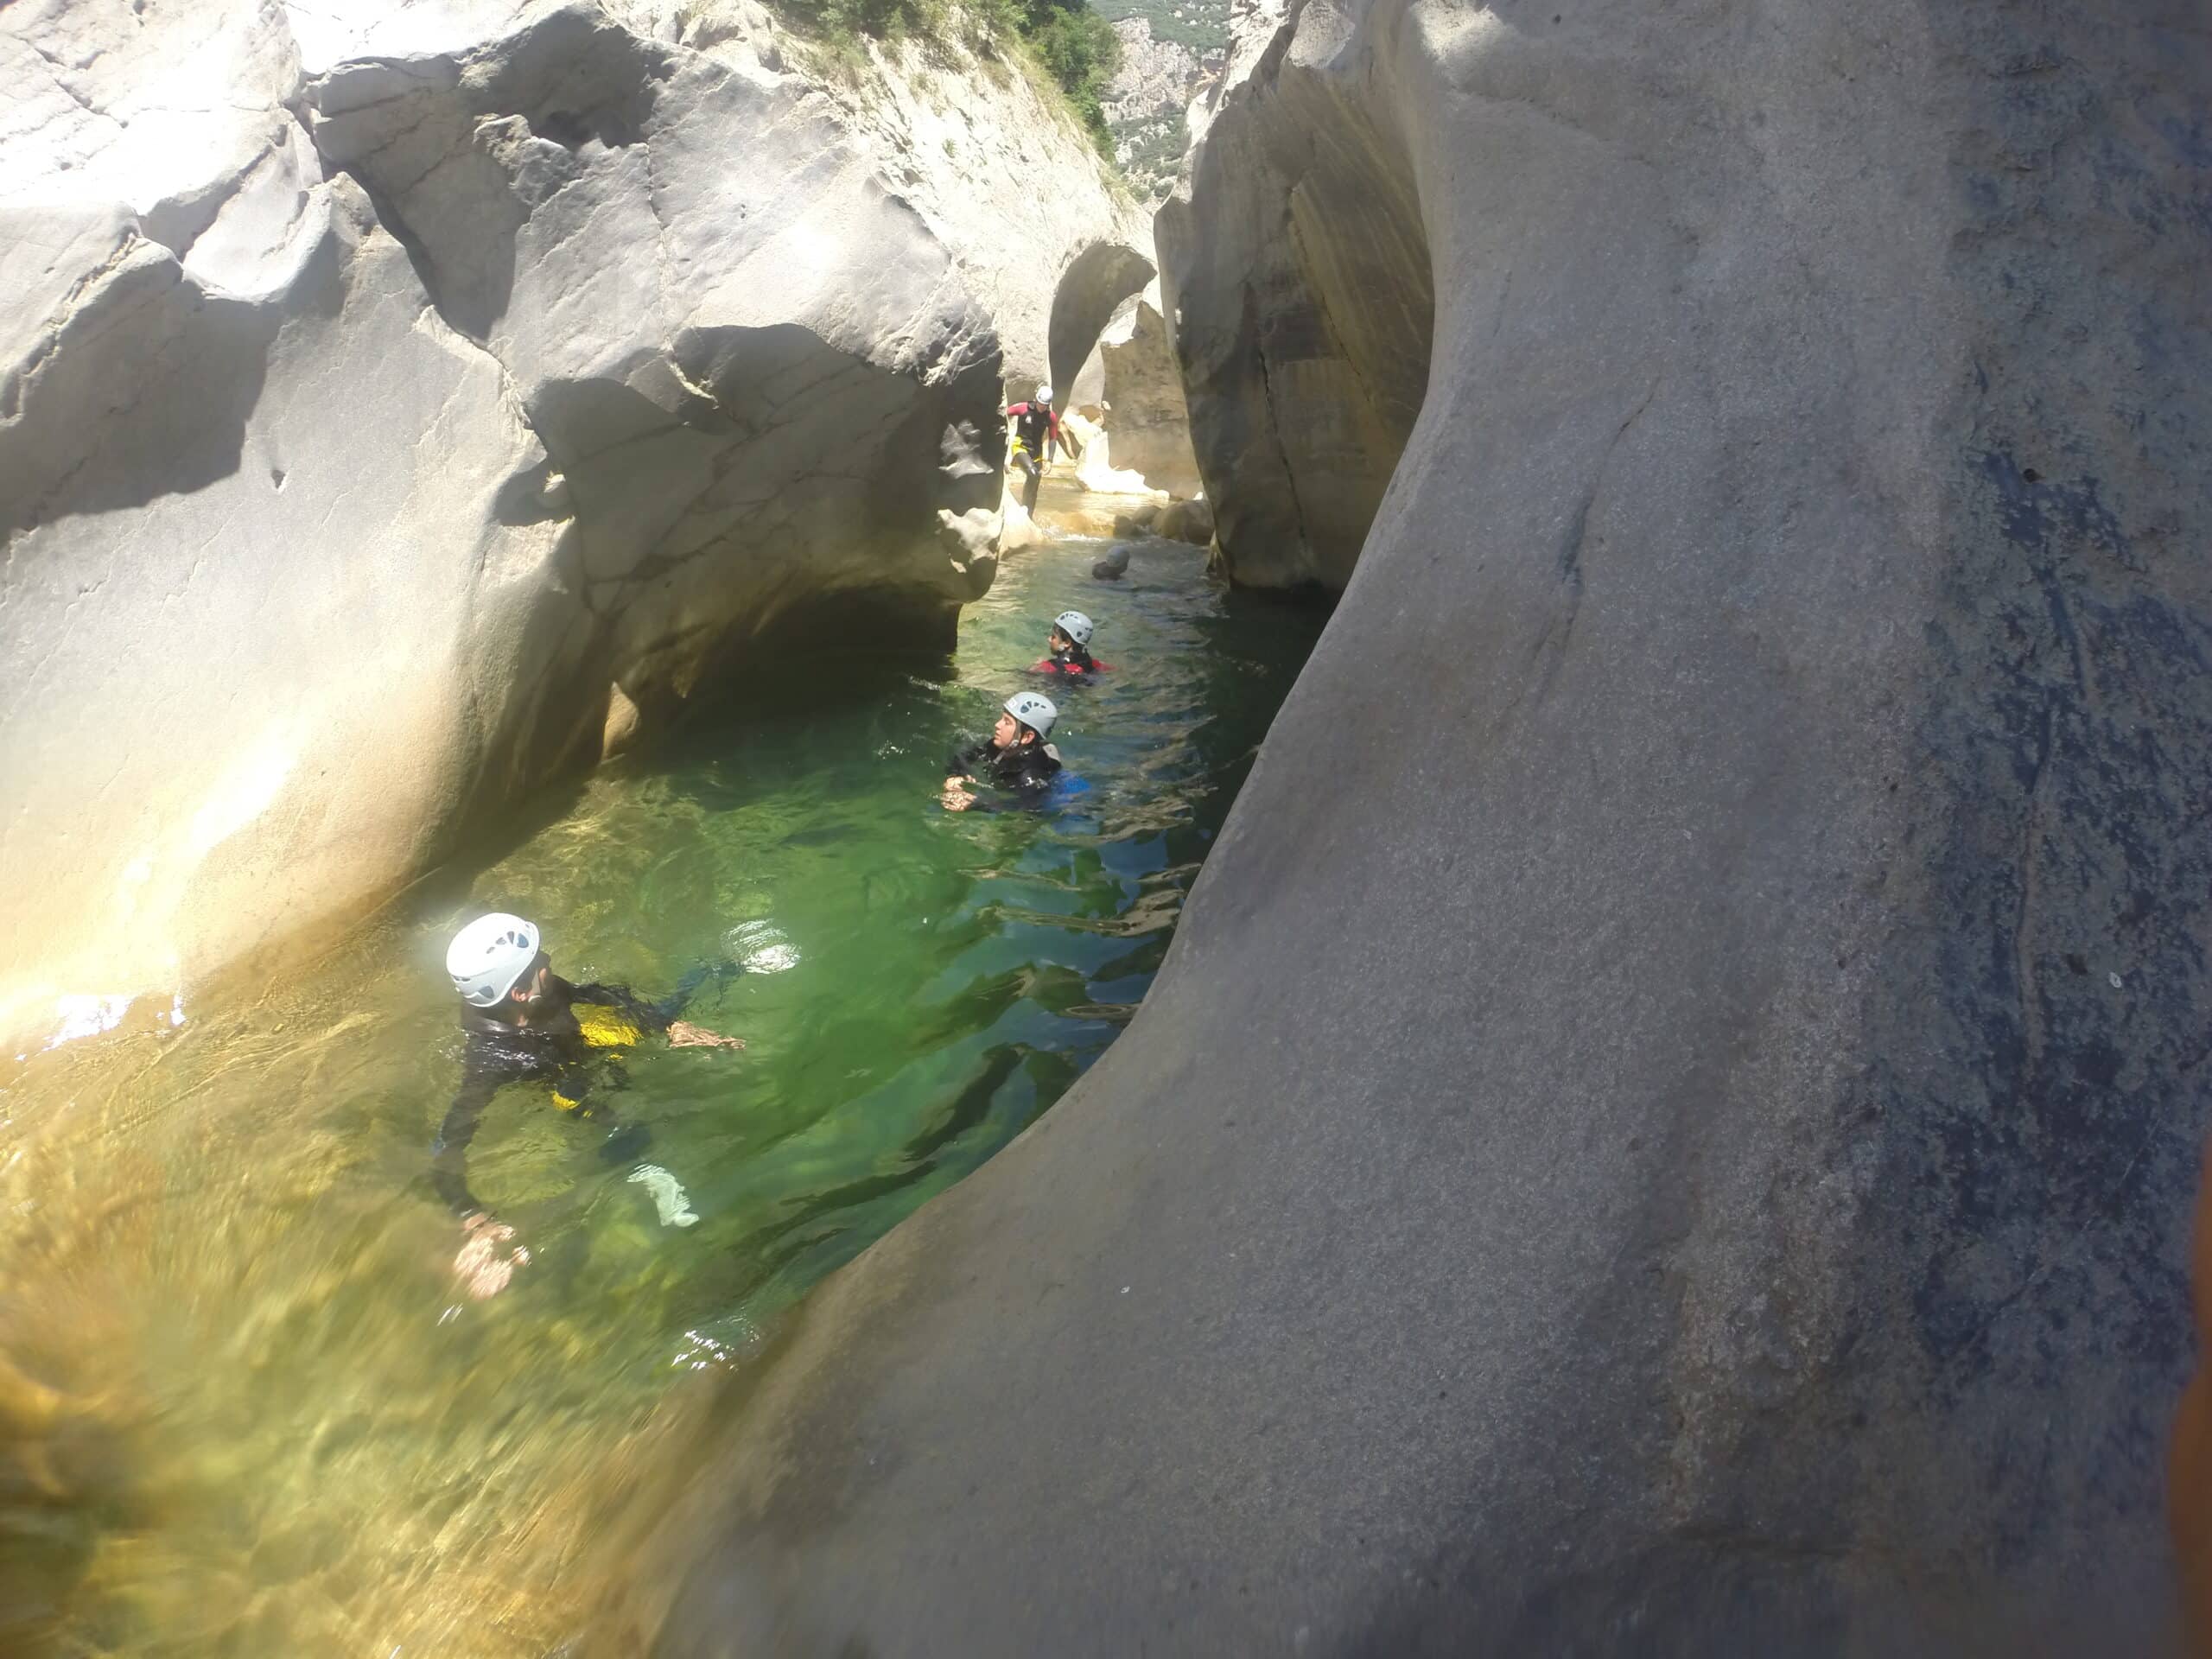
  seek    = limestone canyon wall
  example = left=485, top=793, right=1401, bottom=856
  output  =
left=1071, top=278, right=1204, bottom=499
left=613, top=0, right=2212, bottom=1650
left=0, top=0, right=1130, bottom=1049
left=1156, top=0, right=1428, bottom=588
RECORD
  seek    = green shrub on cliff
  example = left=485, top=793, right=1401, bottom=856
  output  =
left=996, top=0, right=1122, bottom=149
left=768, top=0, right=1122, bottom=155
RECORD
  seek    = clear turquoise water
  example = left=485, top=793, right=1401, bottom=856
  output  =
left=0, top=536, right=1324, bottom=1654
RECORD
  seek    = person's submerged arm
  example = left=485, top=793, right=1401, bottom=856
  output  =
left=431, top=1062, right=499, bottom=1217
left=652, top=960, right=745, bottom=1024
left=575, top=977, right=745, bottom=1051
left=438, top=1060, right=532, bottom=1297
left=569, top=978, right=674, bottom=1033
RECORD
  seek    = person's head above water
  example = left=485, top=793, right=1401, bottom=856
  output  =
left=1049, top=609, right=1094, bottom=653
left=447, top=912, right=553, bottom=1018
left=995, top=690, right=1058, bottom=748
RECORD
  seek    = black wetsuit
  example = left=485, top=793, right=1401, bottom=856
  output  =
left=1008, top=402, right=1063, bottom=464
left=430, top=969, right=727, bottom=1215
left=1042, top=642, right=1096, bottom=677
left=948, top=734, right=1064, bottom=810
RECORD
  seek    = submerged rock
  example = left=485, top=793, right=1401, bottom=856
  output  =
left=620, top=0, right=2212, bottom=1650
left=1106, top=496, right=1210, bottom=546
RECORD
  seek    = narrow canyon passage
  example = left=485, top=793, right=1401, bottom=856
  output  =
left=0, top=533, right=1322, bottom=1656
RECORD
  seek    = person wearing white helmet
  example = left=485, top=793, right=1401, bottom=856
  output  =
left=1000, top=383, right=1082, bottom=514
left=942, top=690, right=1064, bottom=812
left=1034, top=608, right=1108, bottom=678
left=433, top=912, right=746, bottom=1294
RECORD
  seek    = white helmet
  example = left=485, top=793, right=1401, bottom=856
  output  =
left=1052, top=609, right=1095, bottom=648
left=1034, top=384, right=1053, bottom=405
left=1003, top=690, right=1058, bottom=739
left=447, top=912, right=541, bottom=1007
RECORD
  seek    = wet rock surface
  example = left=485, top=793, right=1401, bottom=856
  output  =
left=619, top=0, right=2212, bottom=1651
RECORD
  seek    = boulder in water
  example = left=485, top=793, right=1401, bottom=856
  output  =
left=1109, top=502, right=1165, bottom=539
left=1154, top=497, right=1214, bottom=547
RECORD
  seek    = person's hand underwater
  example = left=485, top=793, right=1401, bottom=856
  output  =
left=667, top=1020, right=743, bottom=1050
left=942, top=777, right=976, bottom=812
left=454, top=1212, right=530, bottom=1300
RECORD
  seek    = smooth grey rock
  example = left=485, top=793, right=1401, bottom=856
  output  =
left=1066, top=325, right=1110, bottom=417
left=0, top=0, right=1138, bottom=1046
left=1046, top=238, right=1158, bottom=394
left=1156, top=0, right=1428, bottom=588
left=615, top=0, right=2212, bottom=1652
left=1076, top=277, right=1205, bottom=499
left=298, top=1, right=1006, bottom=700
left=1181, top=0, right=1288, bottom=158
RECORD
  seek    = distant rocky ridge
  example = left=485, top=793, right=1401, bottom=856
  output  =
left=1103, top=16, right=1198, bottom=125
left=1096, top=3, right=1225, bottom=200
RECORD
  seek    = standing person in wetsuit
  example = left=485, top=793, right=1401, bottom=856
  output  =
left=1001, top=385, right=1081, bottom=514
left=942, top=691, right=1063, bottom=812
left=1034, top=609, right=1103, bottom=679
left=435, top=912, right=744, bottom=1298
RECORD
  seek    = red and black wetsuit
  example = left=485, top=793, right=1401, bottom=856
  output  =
left=1007, top=401, right=1065, bottom=462
left=1033, top=643, right=1106, bottom=678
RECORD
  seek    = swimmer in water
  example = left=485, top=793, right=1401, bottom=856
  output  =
left=1033, top=610, right=1109, bottom=678
left=942, top=691, right=1064, bottom=813
left=434, top=912, right=743, bottom=1297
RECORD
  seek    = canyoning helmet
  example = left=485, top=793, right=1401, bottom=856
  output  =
left=1034, top=385, right=1054, bottom=406
left=1052, top=610, right=1095, bottom=648
left=1003, top=690, right=1058, bottom=740
left=447, top=912, right=542, bottom=1007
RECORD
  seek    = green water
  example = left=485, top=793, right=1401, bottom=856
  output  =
left=0, top=536, right=1323, bottom=1655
